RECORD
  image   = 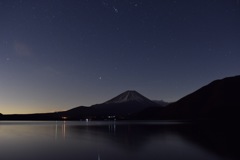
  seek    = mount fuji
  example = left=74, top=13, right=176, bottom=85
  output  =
left=64, top=90, right=160, bottom=119
left=104, top=90, right=157, bottom=106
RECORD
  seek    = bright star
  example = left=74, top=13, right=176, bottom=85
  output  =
left=113, top=6, right=118, bottom=13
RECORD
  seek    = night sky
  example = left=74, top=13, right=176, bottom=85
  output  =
left=1, top=0, right=240, bottom=114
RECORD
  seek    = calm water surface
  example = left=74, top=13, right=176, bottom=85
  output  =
left=0, top=121, right=238, bottom=160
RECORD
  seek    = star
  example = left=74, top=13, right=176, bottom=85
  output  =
left=113, top=6, right=118, bottom=13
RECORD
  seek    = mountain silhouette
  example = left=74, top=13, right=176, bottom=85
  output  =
left=152, top=100, right=170, bottom=107
left=2, top=75, right=240, bottom=121
left=64, top=90, right=159, bottom=120
left=137, top=75, right=240, bottom=120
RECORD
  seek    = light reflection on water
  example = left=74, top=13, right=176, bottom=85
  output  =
left=0, top=121, right=238, bottom=160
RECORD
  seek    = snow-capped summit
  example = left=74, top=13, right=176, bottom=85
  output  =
left=104, top=90, right=157, bottom=106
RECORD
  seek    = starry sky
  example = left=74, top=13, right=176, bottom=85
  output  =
left=0, top=0, right=240, bottom=114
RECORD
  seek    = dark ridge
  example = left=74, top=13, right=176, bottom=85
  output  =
left=137, top=75, right=240, bottom=121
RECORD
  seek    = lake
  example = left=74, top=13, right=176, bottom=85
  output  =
left=0, top=121, right=238, bottom=160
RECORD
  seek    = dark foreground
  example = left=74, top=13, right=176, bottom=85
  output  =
left=0, top=121, right=239, bottom=160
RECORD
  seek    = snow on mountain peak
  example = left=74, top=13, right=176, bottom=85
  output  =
left=104, top=90, right=156, bottom=105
